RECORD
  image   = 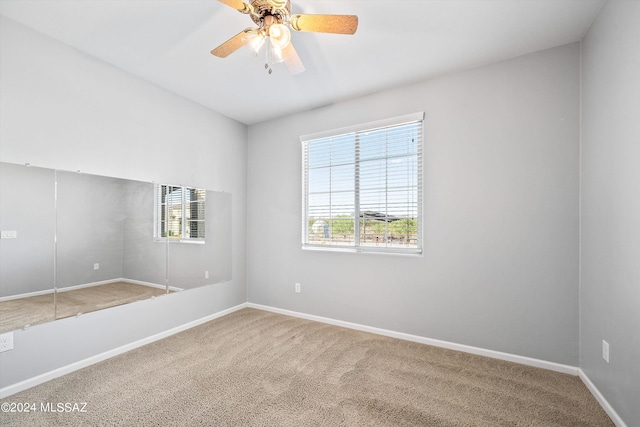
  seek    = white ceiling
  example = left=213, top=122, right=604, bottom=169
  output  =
left=0, top=0, right=604, bottom=125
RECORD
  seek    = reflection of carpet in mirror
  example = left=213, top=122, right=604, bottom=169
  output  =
left=0, top=294, right=55, bottom=333
left=0, top=282, right=170, bottom=333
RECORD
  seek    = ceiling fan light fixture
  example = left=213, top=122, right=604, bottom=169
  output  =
left=214, top=0, right=359, bottom=75
left=243, top=31, right=266, bottom=55
left=268, top=23, right=291, bottom=50
left=267, top=43, right=284, bottom=64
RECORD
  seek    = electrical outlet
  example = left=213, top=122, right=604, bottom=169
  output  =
left=295, top=283, right=301, bottom=293
left=205, top=270, right=209, bottom=279
left=1, top=230, right=17, bottom=239
left=93, top=263, right=99, bottom=270
left=0, top=332, right=14, bottom=352
left=602, top=340, right=610, bottom=363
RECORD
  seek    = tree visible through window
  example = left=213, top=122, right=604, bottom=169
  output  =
left=302, top=113, right=423, bottom=254
left=154, top=184, right=205, bottom=241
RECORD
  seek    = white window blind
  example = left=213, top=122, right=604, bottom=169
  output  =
left=301, top=112, right=423, bottom=254
left=154, top=184, right=206, bottom=242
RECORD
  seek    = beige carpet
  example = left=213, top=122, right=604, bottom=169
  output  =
left=1, top=308, right=613, bottom=426
left=0, top=282, right=168, bottom=333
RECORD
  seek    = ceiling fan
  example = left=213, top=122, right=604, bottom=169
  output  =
left=211, top=0, right=358, bottom=75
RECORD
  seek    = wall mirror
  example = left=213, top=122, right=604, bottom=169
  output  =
left=0, top=162, right=231, bottom=333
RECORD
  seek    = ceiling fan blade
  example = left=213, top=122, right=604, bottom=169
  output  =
left=290, top=14, right=358, bottom=35
left=281, top=43, right=305, bottom=75
left=218, top=0, right=251, bottom=13
left=211, top=28, right=255, bottom=58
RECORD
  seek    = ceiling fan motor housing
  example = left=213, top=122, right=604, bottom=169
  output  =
left=250, top=0, right=291, bottom=27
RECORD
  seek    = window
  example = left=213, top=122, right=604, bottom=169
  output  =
left=301, top=112, right=423, bottom=254
left=154, top=184, right=206, bottom=242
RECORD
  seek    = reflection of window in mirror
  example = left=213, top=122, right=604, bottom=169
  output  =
left=154, top=184, right=206, bottom=242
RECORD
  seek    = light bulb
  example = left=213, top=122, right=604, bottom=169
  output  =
left=267, top=43, right=284, bottom=64
left=269, top=23, right=291, bottom=50
left=243, top=31, right=266, bottom=56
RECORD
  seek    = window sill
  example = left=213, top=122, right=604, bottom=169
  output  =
left=154, top=239, right=205, bottom=245
left=302, top=245, right=422, bottom=256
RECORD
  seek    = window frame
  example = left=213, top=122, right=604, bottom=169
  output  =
left=154, top=183, right=206, bottom=244
left=301, top=112, right=424, bottom=255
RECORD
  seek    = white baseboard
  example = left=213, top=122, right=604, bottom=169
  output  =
left=0, top=279, right=182, bottom=302
left=579, top=369, right=627, bottom=427
left=122, top=278, right=183, bottom=293
left=56, top=278, right=129, bottom=293
left=0, top=303, right=247, bottom=399
left=58, top=278, right=182, bottom=293
left=0, top=288, right=54, bottom=302
left=0, top=280, right=120, bottom=301
left=247, top=303, right=579, bottom=376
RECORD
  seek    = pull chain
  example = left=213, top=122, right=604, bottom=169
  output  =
left=265, top=40, right=273, bottom=74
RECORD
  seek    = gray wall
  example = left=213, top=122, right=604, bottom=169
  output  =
left=166, top=191, right=233, bottom=289
left=247, top=43, right=581, bottom=366
left=121, top=180, right=166, bottom=286
left=0, top=163, right=55, bottom=297
left=580, top=1, right=640, bottom=424
left=0, top=16, right=247, bottom=388
left=56, top=171, right=126, bottom=288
